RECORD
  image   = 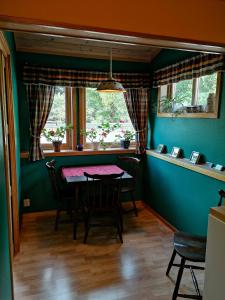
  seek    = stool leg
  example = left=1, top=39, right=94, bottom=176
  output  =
left=172, top=257, right=186, bottom=300
left=131, top=190, right=138, bottom=216
left=166, top=249, right=176, bottom=276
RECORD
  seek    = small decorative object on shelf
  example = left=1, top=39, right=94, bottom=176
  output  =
left=206, top=93, right=215, bottom=113
left=206, top=162, right=214, bottom=169
left=171, top=147, right=182, bottom=158
left=157, top=144, right=167, bottom=153
left=186, top=105, right=203, bottom=113
left=76, top=144, right=83, bottom=151
left=214, top=164, right=225, bottom=171
left=42, top=124, right=73, bottom=152
left=190, top=151, right=201, bottom=164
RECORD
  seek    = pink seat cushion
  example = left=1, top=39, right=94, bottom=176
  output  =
left=62, top=165, right=124, bottom=178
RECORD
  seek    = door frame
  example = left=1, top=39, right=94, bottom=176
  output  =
left=0, top=31, right=20, bottom=255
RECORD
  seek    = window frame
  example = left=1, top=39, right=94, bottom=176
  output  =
left=79, top=88, right=136, bottom=149
left=157, top=72, right=222, bottom=118
left=41, top=87, right=77, bottom=150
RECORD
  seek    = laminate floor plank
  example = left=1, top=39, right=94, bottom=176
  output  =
left=13, top=202, right=204, bottom=300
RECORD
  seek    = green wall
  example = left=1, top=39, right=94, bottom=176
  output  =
left=4, top=32, right=21, bottom=208
left=17, top=52, right=148, bottom=212
left=0, top=31, right=20, bottom=300
left=145, top=49, right=225, bottom=235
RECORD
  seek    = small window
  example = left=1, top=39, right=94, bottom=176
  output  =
left=158, top=72, right=221, bottom=118
left=41, top=87, right=72, bottom=149
left=82, top=88, right=135, bottom=147
left=196, top=73, right=217, bottom=109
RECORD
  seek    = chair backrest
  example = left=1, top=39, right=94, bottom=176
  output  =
left=218, top=189, right=225, bottom=206
left=46, top=160, right=60, bottom=201
left=117, top=156, right=140, bottom=179
left=83, top=172, right=124, bottom=210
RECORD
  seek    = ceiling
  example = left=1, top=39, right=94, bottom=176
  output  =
left=14, top=32, right=161, bottom=63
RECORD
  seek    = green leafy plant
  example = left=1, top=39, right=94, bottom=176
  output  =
left=80, top=128, right=98, bottom=143
left=160, top=96, right=186, bottom=114
left=42, top=124, right=73, bottom=142
left=116, top=129, right=135, bottom=141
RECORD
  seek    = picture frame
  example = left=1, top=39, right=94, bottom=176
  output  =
left=171, top=147, right=182, bottom=158
left=190, top=151, right=201, bottom=164
left=157, top=144, right=166, bottom=153
left=214, top=164, right=224, bottom=171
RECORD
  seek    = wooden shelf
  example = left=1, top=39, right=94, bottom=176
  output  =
left=211, top=206, right=225, bottom=223
left=146, top=150, right=225, bottom=183
left=20, top=148, right=136, bottom=158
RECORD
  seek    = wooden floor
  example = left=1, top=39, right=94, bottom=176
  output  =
left=13, top=202, right=204, bottom=300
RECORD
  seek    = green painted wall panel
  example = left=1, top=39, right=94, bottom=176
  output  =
left=145, top=49, right=225, bottom=235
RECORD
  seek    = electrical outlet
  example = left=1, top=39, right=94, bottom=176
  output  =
left=23, top=198, right=31, bottom=207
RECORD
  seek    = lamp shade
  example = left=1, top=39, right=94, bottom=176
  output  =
left=96, top=78, right=126, bottom=93
left=96, top=48, right=126, bottom=93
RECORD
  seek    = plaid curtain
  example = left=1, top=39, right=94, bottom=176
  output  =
left=26, top=84, right=55, bottom=161
left=23, top=65, right=150, bottom=89
left=124, top=88, right=148, bottom=154
left=153, top=53, right=225, bottom=87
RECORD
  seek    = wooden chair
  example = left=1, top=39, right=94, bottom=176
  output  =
left=46, top=160, right=74, bottom=231
left=117, top=156, right=140, bottom=216
left=78, top=172, right=124, bottom=244
left=166, top=189, right=225, bottom=299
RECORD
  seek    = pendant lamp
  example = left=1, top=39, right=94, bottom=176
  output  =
left=96, top=48, right=126, bottom=93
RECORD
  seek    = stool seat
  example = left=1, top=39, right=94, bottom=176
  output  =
left=174, top=231, right=206, bottom=262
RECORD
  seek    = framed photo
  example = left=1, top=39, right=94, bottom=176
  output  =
left=157, top=144, right=166, bottom=153
left=171, top=147, right=182, bottom=158
left=214, top=164, right=224, bottom=171
left=190, top=151, right=201, bottom=164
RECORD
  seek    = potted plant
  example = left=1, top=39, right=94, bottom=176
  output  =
left=98, top=122, right=120, bottom=150
left=80, top=128, right=99, bottom=150
left=116, top=129, right=135, bottom=149
left=42, top=124, right=73, bottom=152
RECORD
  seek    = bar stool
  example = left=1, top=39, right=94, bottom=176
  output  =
left=166, top=231, right=206, bottom=299
left=167, top=189, right=225, bottom=299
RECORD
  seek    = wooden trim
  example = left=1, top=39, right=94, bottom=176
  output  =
left=79, top=88, right=85, bottom=145
left=5, top=57, right=20, bottom=255
left=146, top=150, right=225, bottom=183
left=142, top=201, right=176, bottom=232
left=210, top=206, right=225, bottom=223
left=0, top=31, right=10, bottom=56
left=0, top=15, right=225, bottom=53
left=71, top=87, right=77, bottom=149
left=20, top=148, right=136, bottom=158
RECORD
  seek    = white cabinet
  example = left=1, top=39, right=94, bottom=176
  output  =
left=203, top=208, right=225, bottom=300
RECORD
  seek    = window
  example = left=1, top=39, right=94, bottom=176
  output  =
left=41, top=86, right=135, bottom=151
left=41, top=87, right=73, bottom=149
left=158, top=72, right=221, bottom=118
left=81, top=88, right=135, bottom=147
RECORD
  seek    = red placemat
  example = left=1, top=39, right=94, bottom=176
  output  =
left=62, top=165, right=123, bottom=178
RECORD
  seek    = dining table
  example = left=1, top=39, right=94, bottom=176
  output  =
left=61, top=164, right=132, bottom=184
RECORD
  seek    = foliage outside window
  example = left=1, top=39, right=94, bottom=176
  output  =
left=158, top=72, right=221, bottom=118
left=41, top=87, right=73, bottom=149
left=83, top=88, right=135, bottom=147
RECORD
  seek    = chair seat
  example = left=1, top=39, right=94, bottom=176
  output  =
left=174, top=231, right=206, bottom=262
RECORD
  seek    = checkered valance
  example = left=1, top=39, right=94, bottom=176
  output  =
left=153, top=53, right=225, bottom=87
left=23, top=65, right=151, bottom=89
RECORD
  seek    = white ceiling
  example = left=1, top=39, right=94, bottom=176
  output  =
left=14, top=32, right=161, bottom=63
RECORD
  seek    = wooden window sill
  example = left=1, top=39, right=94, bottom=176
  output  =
left=146, top=149, right=225, bottom=183
left=20, top=148, right=136, bottom=158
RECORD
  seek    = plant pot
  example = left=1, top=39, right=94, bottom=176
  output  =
left=52, top=141, right=62, bottom=152
left=120, top=140, right=130, bottom=149
left=91, top=141, right=100, bottom=151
